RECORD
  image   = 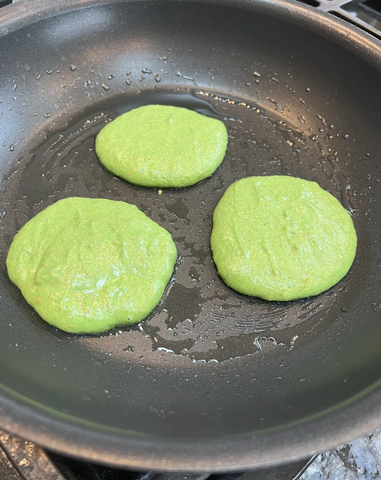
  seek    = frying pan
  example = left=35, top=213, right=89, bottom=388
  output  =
left=1, top=0, right=381, bottom=472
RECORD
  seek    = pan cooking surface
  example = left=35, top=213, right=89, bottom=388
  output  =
left=1, top=0, right=381, bottom=470
left=1, top=88, right=357, bottom=363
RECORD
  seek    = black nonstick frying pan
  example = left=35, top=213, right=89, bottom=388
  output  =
left=1, top=0, right=381, bottom=472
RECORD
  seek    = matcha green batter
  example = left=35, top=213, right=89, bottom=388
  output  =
left=95, top=105, right=228, bottom=188
left=6, top=198, right=177, bottom=333
left=211, top=176, right=357, bottom=301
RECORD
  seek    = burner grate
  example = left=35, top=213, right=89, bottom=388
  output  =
left=296, top=0, right=381, bottom=37
left=0, top=430, right=311, bottom=480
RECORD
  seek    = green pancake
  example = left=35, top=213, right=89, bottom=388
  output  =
left=6, top=198, right=177, bottom=334
left=211, top=176, right=357, bottom=301
left=95, top=105, right=228, bottom=188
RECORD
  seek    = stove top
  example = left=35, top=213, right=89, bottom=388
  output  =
left=1, top=427, right=381, bottom=480
left=1, top=0, right=381, bottom=479
left=0, top=430, right=313, bottom=480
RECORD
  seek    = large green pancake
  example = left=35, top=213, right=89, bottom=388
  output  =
left=6, top=198, right=177, bottom=334
left=95, top=105, right=228, bottom=188
left=211, top=176, right=357, bottom=301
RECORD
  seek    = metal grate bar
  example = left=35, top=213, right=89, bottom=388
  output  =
left=297, top=0, right=381, bottom=38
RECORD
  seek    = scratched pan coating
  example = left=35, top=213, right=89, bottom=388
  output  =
left=1, top=0, right=381, bottom=472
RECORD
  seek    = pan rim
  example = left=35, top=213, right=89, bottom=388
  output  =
left=1, top=380, right=381, bottom=471
left=1, top=0, right=381, bottom=471
left=1, top=0, right=381, bottom=57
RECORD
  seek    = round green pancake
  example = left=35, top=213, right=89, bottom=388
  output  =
left=211, top=176, right=357, bottom=301
left=6, top=198, right=177, bottom=334
left=95, top=105, right=228, bottom=188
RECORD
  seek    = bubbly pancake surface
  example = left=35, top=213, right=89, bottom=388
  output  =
left=6, top=197, right=177, bottom=333
left=211, top=175, right=357, bottom=301
left=95, top=105, right=228, bottom=188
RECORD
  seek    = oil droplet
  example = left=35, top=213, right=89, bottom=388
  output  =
left=157, top=347, right=175, bottom=354
left=297, top=115, right=306, bottom=124
left=267, top=97, right=281, bottom=109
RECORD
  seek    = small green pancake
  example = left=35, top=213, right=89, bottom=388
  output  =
left=6, top=198, right=177, bottom=333
left=211, top=176, right=357, bottom=301
left=95, top=105, right=228, bottom=188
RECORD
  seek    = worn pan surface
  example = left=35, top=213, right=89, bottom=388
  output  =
left=1, top=0, right=381, bottom=472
